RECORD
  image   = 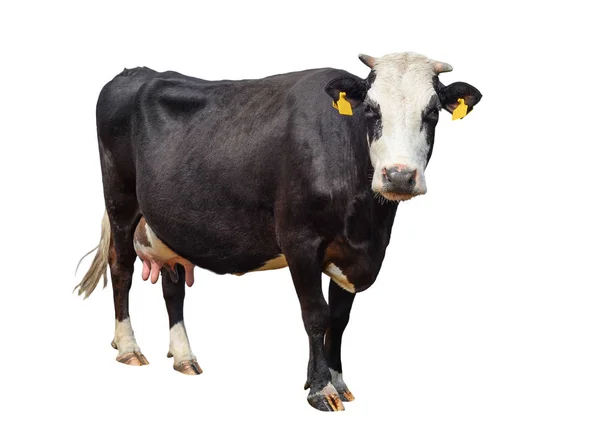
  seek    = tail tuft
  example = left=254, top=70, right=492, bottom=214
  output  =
left=74, top=211, right=111, bottom=299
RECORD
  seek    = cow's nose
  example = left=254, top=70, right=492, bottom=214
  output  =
left=381, top=165, right=422, bottom=198
left=382, top=165, right=417, bottom=193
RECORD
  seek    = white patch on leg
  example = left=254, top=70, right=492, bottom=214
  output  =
left=169, top=322, right=195, bottom=363
left=329, top=367, right=354, bottom=401
left=329, top=368, right=349, bottom=391
left=114, top=318, right=141, bottom=355
left=324, top=264, right=355, bottom=293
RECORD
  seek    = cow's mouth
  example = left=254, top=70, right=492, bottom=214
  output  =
left=381, top=192, right=416, bottom=202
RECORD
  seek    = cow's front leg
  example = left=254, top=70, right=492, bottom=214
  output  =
left=162, top=264, right=202, bottom=375
left=286, top=241, right=344, bottom=412
left=325, top=279, right=356, bottom=402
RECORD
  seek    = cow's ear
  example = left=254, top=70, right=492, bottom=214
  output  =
left=325, top=76, right=367, bottom=108
left=438, top=82, right=482, bottom=115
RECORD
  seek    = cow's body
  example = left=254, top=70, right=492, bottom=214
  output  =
left=77, top=53, right=481, bottom=411
left=98, top=66, right=395, bottom=287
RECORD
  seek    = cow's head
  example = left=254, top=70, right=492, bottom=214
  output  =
left=326, top=52, right=482, bottom=201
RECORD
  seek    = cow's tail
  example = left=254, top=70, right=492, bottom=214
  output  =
left=74, top=211, right=111, bottom=299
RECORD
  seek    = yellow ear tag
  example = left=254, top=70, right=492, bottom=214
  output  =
left=332, top=92, right=353, bottom=116
left=452, top=98, right=468, bottom=120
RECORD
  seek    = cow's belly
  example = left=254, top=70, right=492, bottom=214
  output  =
left=133, top=215, right=287, bottom=280
left=136, top=151, right=287, bottom=276
left=132, top=217, right=367, bottom=293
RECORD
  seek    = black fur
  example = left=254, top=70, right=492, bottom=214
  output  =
left=421, top=95, right=441, bottom=165
left=95, top=64, right=481, bottom=410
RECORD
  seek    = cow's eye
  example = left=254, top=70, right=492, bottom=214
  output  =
left=424, top=108, right=439, bottom=122
left=364, top=104, right=380, bottom=118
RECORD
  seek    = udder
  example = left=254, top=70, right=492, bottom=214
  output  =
left=133, top=217, right=195, bottom=286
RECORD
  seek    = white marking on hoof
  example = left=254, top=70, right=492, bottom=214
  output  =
left=169, top=322, right=196, bottom=364
left=113, top=318, right=141, bottom=356
left=318, top=382, right=339, bottom=396
left=324, top=264, right=356, bottom=293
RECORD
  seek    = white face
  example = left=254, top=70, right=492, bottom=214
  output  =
left=366, top=53, right=443, bottom=201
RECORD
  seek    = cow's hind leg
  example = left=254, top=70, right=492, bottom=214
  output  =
left=162, top=264, right=202, bottom=375
left=284, top=238, right=345, bottom=412
left=107, top=200, right=148, bottom=366
left=325, top=280, right=356, bottom=402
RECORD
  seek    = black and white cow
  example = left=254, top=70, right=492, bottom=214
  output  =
left=75, top=52, right=482, bottom=411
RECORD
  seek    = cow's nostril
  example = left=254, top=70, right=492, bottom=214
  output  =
left=382, top=167, right=390, bottom=181
left=405, top=168, right=417, bottom=187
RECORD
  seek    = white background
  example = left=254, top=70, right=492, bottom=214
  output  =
left=1, top=0, right=599, bottom=430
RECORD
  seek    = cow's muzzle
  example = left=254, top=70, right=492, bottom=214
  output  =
left=380, top=164, right=427, bottom=201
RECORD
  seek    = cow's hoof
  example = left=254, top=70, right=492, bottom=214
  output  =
left=332, top=382, right=355, bottom=402
left=329, top=369, right=355, bottom=402
left=112, top=340, right=149, bottom=366
left=174, top=360, right=203, bottom=375
left=116, top=352, right=149, bottom=366
left=307, top=383, right=345, bottom=412
left=166, top=351, right=173, bottom=358
left=339, top=390, right=355, bottom=402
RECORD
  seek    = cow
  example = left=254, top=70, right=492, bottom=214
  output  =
left=75, top=52, right=482, bottom=411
